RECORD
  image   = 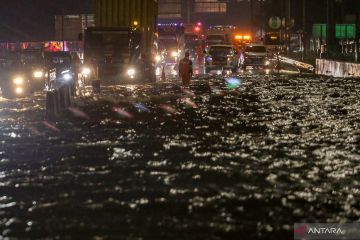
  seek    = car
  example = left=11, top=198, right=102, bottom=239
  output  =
left=240, top=44, right=269, bottom=69
left=204, top=45, right=239, bottom=73
left=0, top=53, right=32, bottom=98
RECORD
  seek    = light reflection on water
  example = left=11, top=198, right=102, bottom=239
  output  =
left=0, top=75, right=359, bottom=239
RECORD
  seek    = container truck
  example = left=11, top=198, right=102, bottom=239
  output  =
left=205, top=25, right=237, bottom=49
left=81, top=0, right=158, bottom=85
left=157, top=23, right=185, bottom=65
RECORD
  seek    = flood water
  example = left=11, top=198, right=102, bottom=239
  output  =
left=0, top=74, right=359, bottom=239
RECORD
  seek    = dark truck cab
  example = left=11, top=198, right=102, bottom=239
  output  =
left=20, top=50, right=46, bottom=91
left=82, top=27, right=155, bottom=84
left=0, top=53, right=32, bottom=98
left=44, top=51, right=77, bottom=94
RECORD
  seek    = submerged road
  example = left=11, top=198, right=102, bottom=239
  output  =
left=0, top=73, right=359, bottom=239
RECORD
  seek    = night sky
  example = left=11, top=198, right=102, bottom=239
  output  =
left=0, top=0, right=358, bottom=42
left=0, top=0, right=94, bottom=41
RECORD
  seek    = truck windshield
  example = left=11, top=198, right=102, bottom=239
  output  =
left=185, top=35, right=198, bottom=42
left=44, top=53, right=72, bottom=69
left=21, top=52, right=43, bottom=66
left=0, top=53, right=20, bottom=69
left=86, top=31, right=131, bottom=59
left=159, top=39, right=178, bottom=50
left=209, top=47, right=233, bottom=56
left=245, top=46, right=266, bottom=53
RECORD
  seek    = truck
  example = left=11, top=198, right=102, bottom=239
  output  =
left=0, top=52, right=35, bottom=98
left=264, top=32, right=283, bottom=54
left=81, top=0, right=158, bottom=85
left=184, top=23, right=204, bottom=61
left=205, top=25, right=237, bottom=49
left=240, top=44, right=269, bottom=70
left=204, top=44, right=240, bottom=74
left=157, top=23, right=185, bottom=65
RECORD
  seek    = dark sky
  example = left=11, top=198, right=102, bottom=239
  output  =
left=1, top=0, right=358, bottom=42
left=0, top=0, right=94, bottom=41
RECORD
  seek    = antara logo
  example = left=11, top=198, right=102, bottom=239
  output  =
left=294, top=225, right=347, bottom=239
left=308, top=227, right=346, bottom=235
left=294, top=225, right=307, bottom=237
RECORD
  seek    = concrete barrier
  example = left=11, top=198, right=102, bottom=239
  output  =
left=46, top=91, right=57, bottom=118
left=45, top=85, right=73, bottom=118
left=54, top=90, right=61, bottom=114
left=64, top=86, right=71, bottom=108
left=316, top=59, right=360, bottom=78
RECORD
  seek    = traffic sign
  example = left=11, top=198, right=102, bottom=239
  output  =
left=282, top=18, right=295, bottom=29
left=336, top=24, right=355, bottom=39
left=312, top=24, right=356, bottom=39
left=269, top=17, right=281, bottom=30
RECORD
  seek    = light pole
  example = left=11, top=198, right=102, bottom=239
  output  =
left=284, top=0, right=291, bottom=54
left=327, top=0, right=338, bottom=58
left=187, top=0, right=191, bottom=24
left=250, top=0, right=254, bottom=36
left=356, top=0, right=360, bottom=62
left=302, top=0, right=306, bottom=60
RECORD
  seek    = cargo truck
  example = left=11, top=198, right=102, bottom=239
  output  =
left=81, top=0, right=158, bottom=85
left=157, top=23, right=185, bottom=65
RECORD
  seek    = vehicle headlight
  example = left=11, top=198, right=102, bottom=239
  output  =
left=265, top=60, right=270, bottom=66
left=127, top=68, right=136, bottom=78
left=63, top=73, right=72, bottom=81
left=172, top=51, right=178, bottom=57
left=13, top=77, right=24, bottom=85
left=82, top=67, right=91, bottom=76
left=155, top=55, right=161, bottom=62
left=33, top=71, right=44, bottom=78
left=15, top=87, right=24, bottom=94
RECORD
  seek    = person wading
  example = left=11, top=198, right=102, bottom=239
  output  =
left=179, top=52, right=193, bottom=87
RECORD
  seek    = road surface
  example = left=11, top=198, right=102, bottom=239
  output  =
left=0, top=72, right=359, bottom=239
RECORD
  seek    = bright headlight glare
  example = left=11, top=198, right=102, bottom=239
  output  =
left=13, top=77, right=24, bottom=85
left=155, top=55, right=161, bottom=62
left=63, top=73, right=72, bottom=81
left=127, top=68, right=136, bottom=76
left=15, top=87, right=23, bottom=94
left=33, top=71, right=44, bottom=78
left=82, top=67, right=91, bottom=75
left=171, top=51, right=178, bottom=57
left=265, top=60, right=270, bottom=66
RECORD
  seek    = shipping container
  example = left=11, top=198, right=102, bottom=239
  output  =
left=94, top=0, right=158, bottom=53
left=55, top=15, right=95, bottom=41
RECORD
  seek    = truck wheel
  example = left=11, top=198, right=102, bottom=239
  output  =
left=92, top=80, right=101, bottom=94
left=70, top=83, right=76, bottom=96
left=148, top=67, right=157, bottom=83
left=150, top=73, right=156, bottom=83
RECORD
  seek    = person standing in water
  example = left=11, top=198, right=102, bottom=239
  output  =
left=178, top=52, right=193, bottom=87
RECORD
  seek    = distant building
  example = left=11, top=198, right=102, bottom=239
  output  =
left=158, top=0, right=265, bottom=31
